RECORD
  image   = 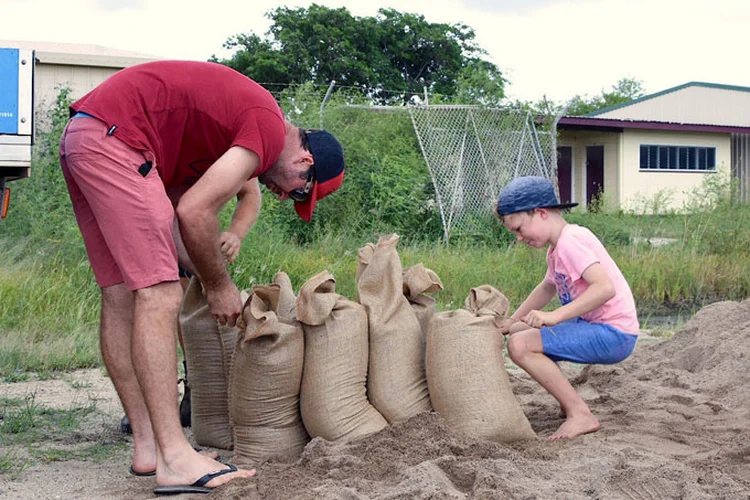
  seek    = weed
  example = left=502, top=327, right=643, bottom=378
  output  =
left=0, top=448, right=31, bottom=478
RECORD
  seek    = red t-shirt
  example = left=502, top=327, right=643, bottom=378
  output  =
left=71, top=60, right=286, bottom=189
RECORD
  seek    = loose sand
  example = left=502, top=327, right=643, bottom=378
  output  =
left=1, top=299, right=749, bottom=499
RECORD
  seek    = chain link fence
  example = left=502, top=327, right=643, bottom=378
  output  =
left=408, top=105, right=556, bottom=241
left=271, top=84, right=559, bottom=243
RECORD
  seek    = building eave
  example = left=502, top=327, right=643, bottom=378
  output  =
left=558, top=116, right=750, bottom=134
left=34, top=51, right=158, bottom=69
left=585, top=81, right=750, bottom=117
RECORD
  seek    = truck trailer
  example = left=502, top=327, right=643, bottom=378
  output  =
left=0, top=47, right=35, bottom=219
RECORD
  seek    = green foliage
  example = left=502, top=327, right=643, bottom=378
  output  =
left=679, top=174, right=750, bottom=256
left=528, top=78, right=646, bottom=117
left=218, top=5, right=505, bottom=105
left=261, top=90, right=445, bottom=243
left=565, top=211, right=631, bottom=247
left=0, top=392, right=127, bottom=475
left=2, top=89, right=750, bottom=377
left=449, top=58, right=507, bottom=107
left=565, top=78, right=646, bottom=116
left=2, top=87, right=82, bottom=256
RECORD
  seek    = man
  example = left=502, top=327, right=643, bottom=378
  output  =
left=59, top=60, right=345, bottom=494
left=119, top=177, right=262, bottom=435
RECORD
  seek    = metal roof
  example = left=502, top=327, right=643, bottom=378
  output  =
left=586, top=82, right=750, bottom=117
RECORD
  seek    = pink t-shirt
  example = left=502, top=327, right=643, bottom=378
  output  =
left=545, top=224, right=639, bottom=334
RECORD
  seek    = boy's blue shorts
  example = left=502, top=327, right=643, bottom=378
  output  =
left=540, top=318, right=638, bottom=364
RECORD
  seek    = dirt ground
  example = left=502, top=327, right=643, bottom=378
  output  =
left=1, top=299, right=750, bottom=499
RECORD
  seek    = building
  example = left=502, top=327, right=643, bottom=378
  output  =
left=556, top=82, right=750, bottom=211
left=0, top=40, right=160, bottom=127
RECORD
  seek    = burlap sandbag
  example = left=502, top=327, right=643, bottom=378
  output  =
left=403, top=263, right=444, bottom=339
left=357, top=234, right=431, bottom=423
left=179, top=278, right=245, bottom=449
left=229, top=281, right=309, bottom=466
left=272, top=271, right=297, bottom=321
left=297, top=270, right=387, bottom=442
left=426, top=285, right=537, bottom=442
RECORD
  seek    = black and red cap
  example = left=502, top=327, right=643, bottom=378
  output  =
left=294, top=130, right=346, bottom=222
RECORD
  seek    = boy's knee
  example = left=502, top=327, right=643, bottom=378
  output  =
left=506, top=333, right=526, bottom=362
left=506, top=327, right=544, bottom=363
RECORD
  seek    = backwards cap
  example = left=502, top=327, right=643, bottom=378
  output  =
left=496, top=176, right=578, bottom=216
left=294, top=130, right=345, bottom=222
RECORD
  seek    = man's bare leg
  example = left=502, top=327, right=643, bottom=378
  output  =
left=177, top=276, right=191, bottom=428
left=507, top=329, right=600, bottom=440
left=132, top=281, right=254, bottom=488
left=100, top=284, right=157, bottom=474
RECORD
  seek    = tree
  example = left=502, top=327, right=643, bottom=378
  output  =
left=564, top=78, right=646, bottom=116
left=216, top=4, right=506, bottom=105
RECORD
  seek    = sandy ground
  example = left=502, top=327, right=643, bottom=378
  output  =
left=2, top=299, right=750, bottom=499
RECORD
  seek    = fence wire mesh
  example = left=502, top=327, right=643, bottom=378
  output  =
left=408, top=105, right=556, bottom=241
left=277, top=85, right=560, bottom=242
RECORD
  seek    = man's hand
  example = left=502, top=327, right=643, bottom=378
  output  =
left=205, top=281, right=243, bottom=327
left=220, top=231, right=242, bottom=264
left=522, top=310, right=560, bottom=329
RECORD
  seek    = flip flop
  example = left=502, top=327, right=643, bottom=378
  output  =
left=153, top=464, right=239, bottom=495
left=129, top=448, right=220, bottom=477
left=129, top=465, right=156, bottom=477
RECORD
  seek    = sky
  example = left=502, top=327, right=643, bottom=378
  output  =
left=3, top=0, right=750, bottom=103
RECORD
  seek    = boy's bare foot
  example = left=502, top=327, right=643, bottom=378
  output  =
left=548, top=414, right=600, bottom=440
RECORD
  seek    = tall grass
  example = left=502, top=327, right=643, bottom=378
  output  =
left=0, top=239, right=101, bottom=375
left=1, top=89, right=749, bottom=376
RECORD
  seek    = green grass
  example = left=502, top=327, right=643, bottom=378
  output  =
left=2, top=214, right=750, bottom=377
left=0, top=391, right=128, bottom=477
left=0, top=393, right=96, bottom=443
left=1, top=88, right=749, bottom=377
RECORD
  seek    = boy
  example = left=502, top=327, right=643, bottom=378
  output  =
left=495, top=176, right=639, bottom=440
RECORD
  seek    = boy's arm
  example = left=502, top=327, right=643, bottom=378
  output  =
left=510, top=280, right=557, bottom=322
left=523, top=262, right=615, bottom=328
left=220, top=178, right=262, bottom=264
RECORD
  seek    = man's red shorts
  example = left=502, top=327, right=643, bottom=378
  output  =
left=60, top=115, right=179, bottom=290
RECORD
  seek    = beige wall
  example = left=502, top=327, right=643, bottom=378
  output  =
left=596, top=86, right=750, bottom=128
left=34, top=63, right=121, bottom=117
left=558, top=128, right=731, bottom=212
left=619, top=129, right=731, bottom=212
left=557, top=130, right=621, bottom=209
left=1, top=41, right=159, bottom=130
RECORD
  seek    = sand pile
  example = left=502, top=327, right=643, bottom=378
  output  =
left=214, top=299, right=750, bottom=499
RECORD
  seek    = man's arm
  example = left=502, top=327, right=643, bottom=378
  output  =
left=220, top=178, right=262, bottom=264
left=176, top=146, right=259, bottom=325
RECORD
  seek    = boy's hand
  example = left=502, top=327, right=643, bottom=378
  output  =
left=522, top=310, right=559, bottom=329
left=498, top=318, right=515, bottom=335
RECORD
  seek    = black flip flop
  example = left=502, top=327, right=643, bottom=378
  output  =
left=153, top=464, right=238, bottom=495
left=129, top=465, right=156, bottom=477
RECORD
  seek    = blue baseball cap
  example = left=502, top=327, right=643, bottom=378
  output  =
left=295, top=130, right=346, bottom=222
left=496, top=176, right=578, bottom=216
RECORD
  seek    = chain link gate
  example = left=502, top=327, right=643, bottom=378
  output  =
left=408, top=105, right=556, bottom=243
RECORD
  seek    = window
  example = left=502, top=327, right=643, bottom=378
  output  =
left=639, top=144, right=717, bottom=171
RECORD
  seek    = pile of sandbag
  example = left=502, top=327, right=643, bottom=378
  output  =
left=178, top=234, right=536, bottom=466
